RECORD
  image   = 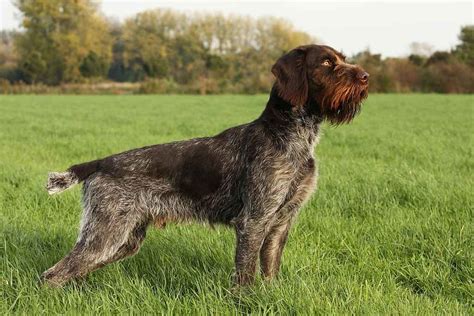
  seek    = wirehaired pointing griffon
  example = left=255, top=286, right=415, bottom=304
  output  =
left=43, top=45, right=369, bottom=287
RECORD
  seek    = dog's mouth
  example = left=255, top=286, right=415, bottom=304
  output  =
left=359, top=85, right=369, bottom=99
left=349, top=83, right=369, bottom=103
left=320, top=82, right=368, bottom=125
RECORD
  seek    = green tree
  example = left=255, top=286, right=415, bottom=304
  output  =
left=15, top=0, right=112, bottom=84
left=454, top=25, right=474, bottom=66
left=80, top=52, right=109, bottom=78
left=122, top=9, right=185, bottom=80
left=120, top=10, right=316, bottom=93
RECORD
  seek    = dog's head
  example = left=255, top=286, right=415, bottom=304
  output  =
left=271, top=45, right=369, bottom=124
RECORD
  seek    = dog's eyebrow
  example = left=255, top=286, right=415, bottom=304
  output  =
left=333, top=50, right=346, bottom=61
left=323, top=48, right=346, bottom=63
left=332, top=52, right=346, bottom=64
left=320, top=54, right=334, bottom=61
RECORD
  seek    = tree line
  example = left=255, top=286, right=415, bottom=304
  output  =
left=0, top=0, right=472, bottom=94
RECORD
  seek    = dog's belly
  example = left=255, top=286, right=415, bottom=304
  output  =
left=147, top=183, right=243, bottom=227
left=123, top=169, right=242, bottom=226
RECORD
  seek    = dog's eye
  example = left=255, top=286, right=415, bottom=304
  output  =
left=322, top=59, right=332, bottom=67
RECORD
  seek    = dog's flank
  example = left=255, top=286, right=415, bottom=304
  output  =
left=42, top=44, right=368, bottom=287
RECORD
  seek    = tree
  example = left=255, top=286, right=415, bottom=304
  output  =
left=15, top=0, right=112, bottom=84
left=122, top=9, right=186, bottom=80
left=119, top=10, right=316, bottom=94
left=79, top=52, right=109, bottom=78
left=0, top=31, right=21, bottom=81
left=385, top=58, right=422, bottom=92
left=454, top=25, right=474, bottom=66
left=408, top=54, right=426, bottom=66
left=426, top=51, right=452, bottom=66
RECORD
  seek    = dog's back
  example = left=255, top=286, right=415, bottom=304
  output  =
left=46, top=123, right=251, bottom=199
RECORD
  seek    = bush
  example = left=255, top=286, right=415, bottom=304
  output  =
left=0, top=78, right=10, bottom=93
left=138, top=78, right=180, bottom=94
left=422, top=61, right=474, bottom=93
left=0, top=81, right=139, bottom=94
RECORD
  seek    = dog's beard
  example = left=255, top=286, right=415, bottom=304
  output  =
left=320, top=81, right=368, bottom=125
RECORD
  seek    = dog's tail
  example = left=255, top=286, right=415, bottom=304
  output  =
left=46, top=159, right=102, bottom=195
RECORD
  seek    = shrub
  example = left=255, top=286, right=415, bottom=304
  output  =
left=138, top=78, right=180, bottom=94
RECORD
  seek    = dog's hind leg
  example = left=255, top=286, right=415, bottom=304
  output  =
left=41, top=203, right=149, bottom=287
left=96, top=221, right=148, bottom=270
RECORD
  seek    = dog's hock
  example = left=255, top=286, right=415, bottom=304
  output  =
left=46, top=171, right=78, bottom=195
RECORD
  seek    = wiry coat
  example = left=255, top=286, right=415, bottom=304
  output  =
left=42, top=45, right=368, bottom=286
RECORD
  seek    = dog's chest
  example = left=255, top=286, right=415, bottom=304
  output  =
left=279, top=138, right=319, bottom=209
left=276, top=155, right=317, bottom=215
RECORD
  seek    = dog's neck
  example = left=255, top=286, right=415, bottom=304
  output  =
left=259, top=85, right=323, bottom=150
left=261, top=86, right=323, bottom=132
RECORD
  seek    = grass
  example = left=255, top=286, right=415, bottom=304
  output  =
left=0, top=94, right=472, bottom=314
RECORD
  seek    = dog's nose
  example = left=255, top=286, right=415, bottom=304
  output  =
left=357, top=71, right=369, bottom=83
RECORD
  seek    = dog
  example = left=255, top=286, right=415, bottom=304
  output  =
left=42, top=44, right=369, bottom=287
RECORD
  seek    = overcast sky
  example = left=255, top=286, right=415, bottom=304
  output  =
left=1, top=0, right=472, bottom=57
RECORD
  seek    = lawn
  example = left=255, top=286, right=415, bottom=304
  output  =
left=1, top=94, right=472, bottom=314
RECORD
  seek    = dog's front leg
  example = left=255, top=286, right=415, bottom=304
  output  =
left=261, top=174, right=316, bottom=281
left=233, top=218, right=268, bottom=286
left=232, top=160, right=293, bottom=286
left=260, top=219, right=292, bottom=280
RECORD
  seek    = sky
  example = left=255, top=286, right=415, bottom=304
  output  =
left=1, top=0, right=472, bottom=57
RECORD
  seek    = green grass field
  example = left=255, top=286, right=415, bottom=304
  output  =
left=1, top=94, right=472, bottom=314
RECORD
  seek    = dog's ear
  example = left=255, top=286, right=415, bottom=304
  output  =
left=271, top=46, right=308, bottom=108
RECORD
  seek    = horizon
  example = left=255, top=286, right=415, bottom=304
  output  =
left=1, top=0, right=472, bottom=58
